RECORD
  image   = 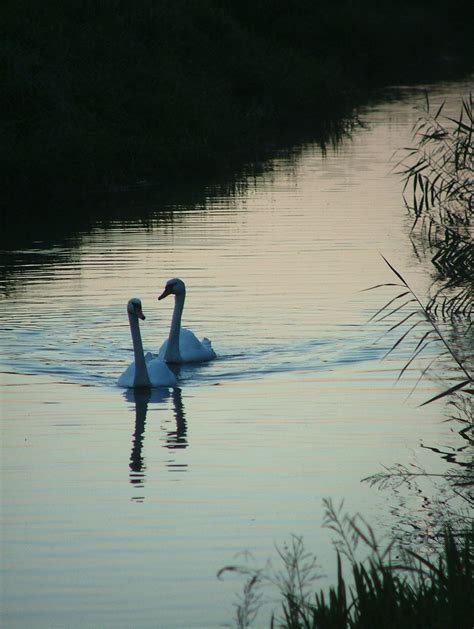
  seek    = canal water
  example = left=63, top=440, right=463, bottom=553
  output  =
left=1, top=78, right=471, bottom=628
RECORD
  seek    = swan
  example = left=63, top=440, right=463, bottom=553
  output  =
left=118, top=298, right=177, bottom=388
left=157, top=278, right=216, bottom=363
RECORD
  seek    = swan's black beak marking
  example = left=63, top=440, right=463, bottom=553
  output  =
left=135, top=305, right=146, bottom=320
left=158, top=287, right=171, bottom=300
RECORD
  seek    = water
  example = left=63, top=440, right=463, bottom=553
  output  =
left=1, top=79, right=471, bottom=628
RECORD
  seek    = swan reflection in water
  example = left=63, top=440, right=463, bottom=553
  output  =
left=124, top=386, right=188, bottom=500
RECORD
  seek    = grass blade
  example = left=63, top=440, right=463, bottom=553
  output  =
left=419, top=380, right=472, bottom=406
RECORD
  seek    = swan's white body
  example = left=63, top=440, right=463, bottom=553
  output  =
left=118, top=298, right=177, bottom=388
left=158, top=278, right=216, bottom=364
left=158, top=328, right=215, bottom=363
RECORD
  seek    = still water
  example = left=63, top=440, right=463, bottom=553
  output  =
left=1, top=79, right=470, bottom=628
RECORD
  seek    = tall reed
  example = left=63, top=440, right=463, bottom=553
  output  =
left=397, top=94, right=473, bottom=320
left=219, top=500, right=474, bottom=628
left=366, top=256, right=472, bottom=405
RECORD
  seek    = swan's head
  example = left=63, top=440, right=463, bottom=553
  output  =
left=158, top=278, right=186, bottom=301
left=127, top=297, right=146, bottom=320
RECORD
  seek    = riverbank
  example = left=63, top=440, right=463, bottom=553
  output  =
left=3, top=0, right=473, bottom=209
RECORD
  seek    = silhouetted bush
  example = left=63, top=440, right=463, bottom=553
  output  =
left=2, top=0, right=473, bottom=199
left=220, top=501, right=474, bottom=628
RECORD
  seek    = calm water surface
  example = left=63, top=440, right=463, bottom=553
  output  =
left=1, top=80, right=471, bottom=628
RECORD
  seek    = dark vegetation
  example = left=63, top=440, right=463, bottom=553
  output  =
left=367, top=256, right=472, bottom=406
left=284, top=519, right=473, bottom=629
left=370, top=95, right=473, bottom=404
left=398, top=94, right=473, bottom=322
left=219, top=501, right=474, bottom=628
left=364, top=91, right=473, bottom=565
left=2, top=0, right=474, bottom=218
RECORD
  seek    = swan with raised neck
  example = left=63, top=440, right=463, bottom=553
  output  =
left=158, top=278, right=216, bottom=364
left=118, top=298, right=177, bottom=388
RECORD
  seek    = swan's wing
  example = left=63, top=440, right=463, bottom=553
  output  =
left=157, top=329, right=216, bottom=363
left=180, top=329, right=216, bottom=361
left=201, top=337, right=214, bottom=349
left=157, top=330, right=200, bottom=359
left=201, top=337, right=216, bottom=358
left=179, top=328, right=203, bottom=349
left=157, top=340, right=168, bottom=361
left=117, top=362, right=136, bottom=388
left=147, top=357, right=177, bottom=387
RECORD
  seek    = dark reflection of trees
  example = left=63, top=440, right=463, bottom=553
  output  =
left=124, top=385, right=188, bottom=500
left=0, top=182, right=229, bottom=297
left=1, top=103, right=359, bottom=296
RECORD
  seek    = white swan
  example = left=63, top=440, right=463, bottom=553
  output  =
left=157, top=278, right=216, bottom=364
left=118, top=298, right=177, bottom=388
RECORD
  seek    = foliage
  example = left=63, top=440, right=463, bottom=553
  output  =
left=220, top=500, right=474, bottom=628
left=367, top=255, right=473, bottom=405
left=371, top=97, right=474, bottom=405
left=353, top=94, right=474, bottom=609
left=218, top=537, right=322, bottom=629
left=296, top=501, right=474, bottom=629
left=397, top=94, right=473, bottom=320
left=364, top=391, right=473, bottom=545
left=2, top=0, right=473, bottom=202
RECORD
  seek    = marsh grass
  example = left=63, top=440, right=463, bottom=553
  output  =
left=363, top=386, right=472, bottom=548
left=220, top=500, right=474, bottom=628
left=219, top=537, right=322, bottom=629
left=396, top=94, right=473, bottom=321
left=366, top=255, right=473, bottom=406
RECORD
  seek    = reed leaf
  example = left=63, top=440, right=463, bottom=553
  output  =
left=397, top=93, right=473, bottom=324
left=367, top=290, right=411, bottom=322
left=380, top=254, right=409, bottom=285
left=419, top=380, right=473, bottom=407
left=396, top=341, right=432, bottom=381
left=371, top=256, right=472, bottom=403
left=383, top=321, right=422, bottom=359
left=375, top=298, right=417, bottom=323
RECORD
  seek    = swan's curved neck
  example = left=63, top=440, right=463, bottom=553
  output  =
left=129, top=312, right=151, bottom=387
left=165, top=291, right=185, bottom=363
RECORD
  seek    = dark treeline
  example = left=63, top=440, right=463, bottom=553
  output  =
left=2, top=0, right=473, bottom=208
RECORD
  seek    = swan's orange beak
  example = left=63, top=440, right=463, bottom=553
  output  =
left=158, top=287, right=172, bottom=300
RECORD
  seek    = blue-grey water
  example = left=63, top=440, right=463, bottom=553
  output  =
left=1, top=79, right=470, bottom=628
